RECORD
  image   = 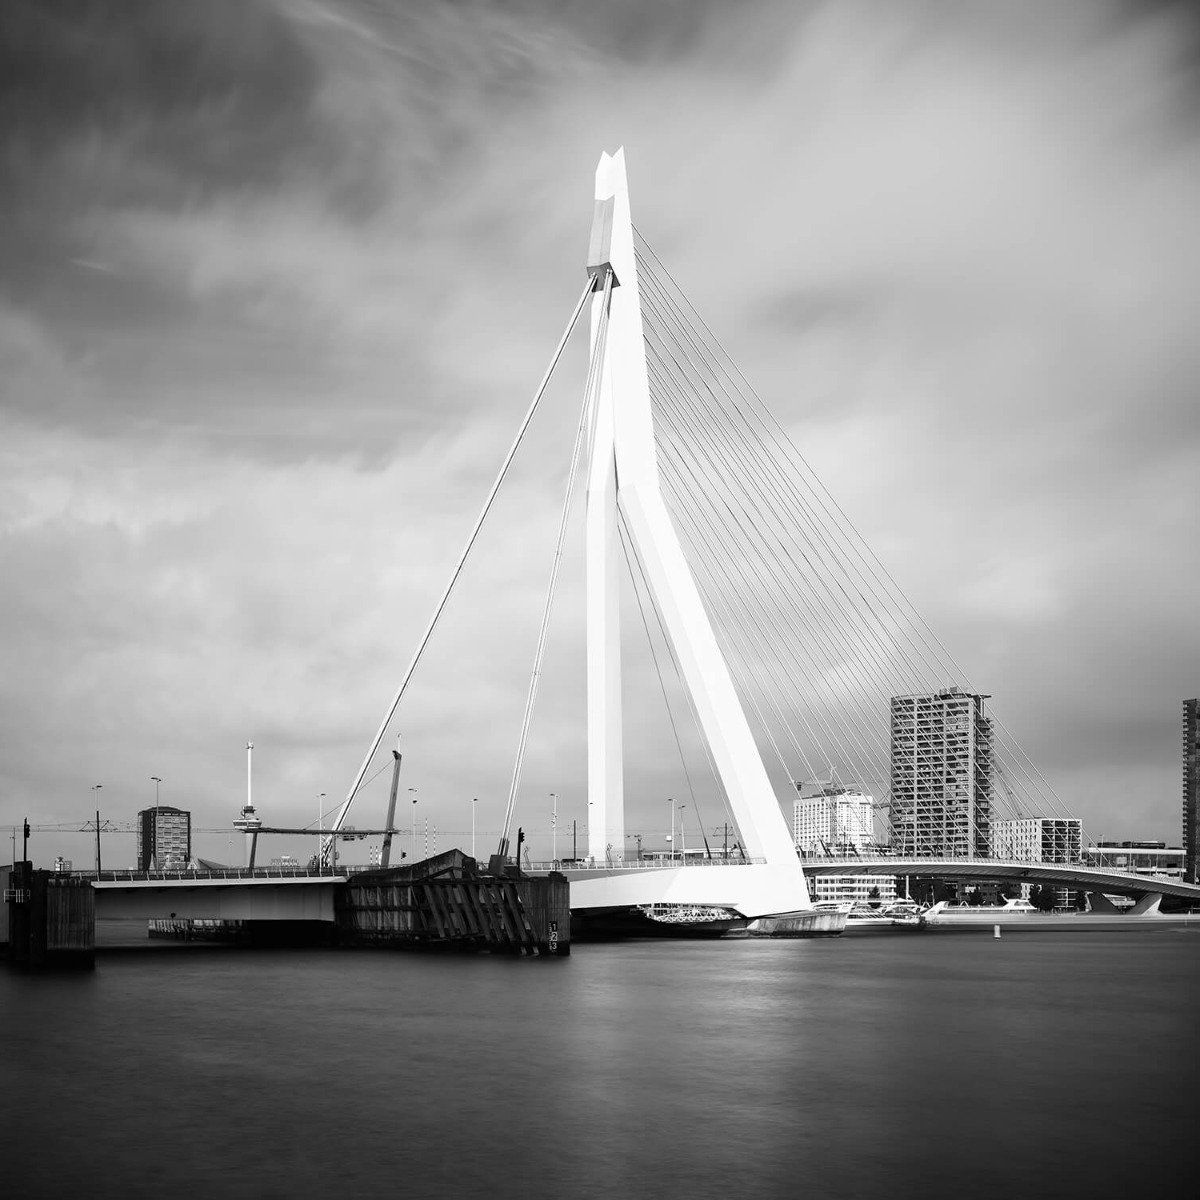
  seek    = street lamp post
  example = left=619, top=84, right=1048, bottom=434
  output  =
left=91, top=784, right=103, bottom=875
left=150, top=776, right=162, bottom=869
left=471, top=797, right=478, bottom=861
left=668, top=797, right=675, bottom=861
left=408, top=788, right=418, bottom=863
left=551, top=792, right=557, bottom=864
left=680, top=804, right=687, bottom=859
left=317, top=793, right=326, bottom=874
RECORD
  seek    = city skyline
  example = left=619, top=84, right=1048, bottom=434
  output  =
left=2, top=2, right=1198, bottom=863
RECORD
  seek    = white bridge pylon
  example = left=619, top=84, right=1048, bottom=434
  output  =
left=581, top=149, right=808, bottom=916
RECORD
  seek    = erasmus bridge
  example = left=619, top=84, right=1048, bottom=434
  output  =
left=65, top=150, right=1200, bottom=931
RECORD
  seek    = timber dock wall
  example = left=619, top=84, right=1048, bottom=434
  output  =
left=337, top=849, right=569, bottom=956
left=4, top=863, right=95, bottom=968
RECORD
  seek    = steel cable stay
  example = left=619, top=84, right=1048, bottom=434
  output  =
left=646, top=413, right=855, bottom=786
left=321, top=278, right=597, bottom=863
left=615, top=510, right=720, bottom=850
left=651, top=395, right=881, bottom=784
left=645, top=339, right=896, bottom=795
left=498, top=271, right=615, bottom=855
left=653, top=422, right=889, bottom=806
left=647, top=309, right=1045, bottom=838
left=637, top=247, right=1070, bottom=849
left=640, top=265, right=939, bottom=712
left=635, top=241, right=1076, bottom=840
left=640, top=259, right=939, bottom=710
left=646, top=340, right=902, bottom=794
left=637, top=232, right=1074, bottom=831
left=641, top=466, right=823, bottom=793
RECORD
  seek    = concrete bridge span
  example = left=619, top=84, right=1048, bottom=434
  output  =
left=93, top=875, right=337, bottom=922
left=801, top=857, right=1200, bottom=902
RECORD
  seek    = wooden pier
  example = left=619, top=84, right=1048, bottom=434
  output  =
left=2, top=862, right=95, bottom=968
left=337, top=849, right=570, bottom=956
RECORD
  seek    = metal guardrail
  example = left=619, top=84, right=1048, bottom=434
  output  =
left=526, top=857, right=766, bottom=871
left=70, top=866, right=373, bottom=883
left=800, top=852, right=1087, bottom=866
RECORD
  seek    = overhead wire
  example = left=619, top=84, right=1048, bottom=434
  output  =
left=634, top=231, right=1077, bottom=847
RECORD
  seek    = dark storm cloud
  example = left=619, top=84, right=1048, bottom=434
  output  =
left=0, top=1, right=321, bottom=203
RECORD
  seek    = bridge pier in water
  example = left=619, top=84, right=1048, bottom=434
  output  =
left=337, top=850, right=570, bottom=956
left=1, top=862, right=95, bottom=970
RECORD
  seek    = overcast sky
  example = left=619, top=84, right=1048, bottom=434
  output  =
left=2, top=0, right=1197, bottom=866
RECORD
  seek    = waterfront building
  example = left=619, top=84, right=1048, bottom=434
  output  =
left=792, top=787, right=875, bottom=856
left=1083, top=841, right=1183, bottom=882
left=137, top=805, right=191, bottom=871
left=810, top=874, right=898, bottom=907
left=1184, top=699, right=1199, bottom=883
left=990, top=818, right=1082, bottom=864
left=890, top=687, right=992, bottom=858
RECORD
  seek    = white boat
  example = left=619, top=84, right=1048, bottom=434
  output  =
left=841, top=903, right=924, bottom=933
left=923, top=894, right=1199, bottom=931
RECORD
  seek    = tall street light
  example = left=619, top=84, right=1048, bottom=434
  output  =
left=91, top=784, right=103, bottom=875
left=150, top=776, right=162, bottom=869
left=317, top=792, right=326, bottom=874
left=550, top=792, right=557, bottom=864
left=408, top=788, right=418, bottom=863
left=668, top=797, right=676, bottom=861
left=471, top=797, right=478, bottom=861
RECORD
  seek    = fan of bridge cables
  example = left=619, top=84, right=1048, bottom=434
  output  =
left=629, top=228, right=1082, bottom=854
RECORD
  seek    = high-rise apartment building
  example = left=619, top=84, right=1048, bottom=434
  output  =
left=1184, top=699, right=1199, bottom=884
left=890, top=687, right=992, bottom=858
left=990, top=817, right=1081, bottom=864
left=792, top=788, right=876, bottom=856
left=137, top=806, right=191, bottom=871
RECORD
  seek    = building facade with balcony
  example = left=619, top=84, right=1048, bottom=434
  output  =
left=990, top=817, right=1082, bottom=864
left=137, top=806, right=191, bottom=871
left=890, top=687, right=992, bottom=858
left=792, top=788, right=876, bottom=857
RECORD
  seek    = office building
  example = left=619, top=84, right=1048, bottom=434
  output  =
left=809, top=874, right=898, bottom=907
left=890, top=687, right=992, bottom=858
left=137, top=806, right=191, bottom=871
left=793, top=788, right=876, bottom=856
left=1084, top=841, right=1184, bottom=882
left=991, top=818, right=1082, bottom=864
left=1184, top=699, right=1199, bottom=884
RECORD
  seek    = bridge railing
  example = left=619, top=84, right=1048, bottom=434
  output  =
left=74, top=866, right=355, bottom=883
left=526, top=856, right=767, bottom=871
left=799, top=851, right=1087, bottom=867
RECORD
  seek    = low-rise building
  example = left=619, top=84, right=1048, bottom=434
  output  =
left=793, top=787, right=876, bottom=856
left=137, top=805, right=191, bottom=871
left=809, top=873, right=898, bottom=907
left=1083, top=841, right=1183, bottom=881
left=990, top=817, right=1082, bottom=864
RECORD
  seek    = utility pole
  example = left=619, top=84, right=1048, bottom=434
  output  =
left=91, top=784, right=103, bottom=873
left=409, top=788, right=418, bottom=863
left=150, top=775, right=162, bottom=869
left=572, top=818, right=577, bottom=862
left=471, top=798, right=477, bottom=861
left=317, top=793, right=326, bottom=874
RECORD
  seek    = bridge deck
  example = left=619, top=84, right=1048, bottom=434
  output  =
left=800, top=857, right=1200, bottom=901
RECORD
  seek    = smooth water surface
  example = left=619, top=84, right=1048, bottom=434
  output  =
left=3, top=931, right=1197, bottom=1199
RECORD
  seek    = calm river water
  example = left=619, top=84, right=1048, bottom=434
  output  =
left=2, top=931, right=1197, bottom=1199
